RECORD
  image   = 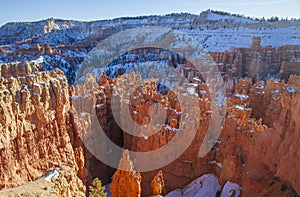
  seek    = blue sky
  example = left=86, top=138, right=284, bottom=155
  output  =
left=1, top=0, right=300, bottom=26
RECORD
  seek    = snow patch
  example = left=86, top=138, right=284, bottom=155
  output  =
left=286, top=86, right=296, bottom=93
left=221, top=181, right=242, bottom=197
left=96, top=104, right=105, bottom=108
left=44, top=168, right=60, bottom=182
left=209, top=160, right=223, bottom=168
left=31, top=56, right=45, bottom=64
left=141, top=133, right=148, bottom=140
left=165, top=174, right=220, bottom=197
left=234, top=93, right=248, bottom=100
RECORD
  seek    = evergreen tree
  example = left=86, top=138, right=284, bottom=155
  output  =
left=89, top=178, right=107, bottom=197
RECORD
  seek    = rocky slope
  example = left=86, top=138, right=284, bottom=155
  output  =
left=0, top=166, right=86, bottom=197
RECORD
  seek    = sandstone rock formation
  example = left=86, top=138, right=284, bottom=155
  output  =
left=210, top=76, right=300, bottom=196
left=52, top=166, right=86, bottom=197
left=0, top=62, right=87, bottom=192
left=95, top=72, right=300, bottom=197
left=0, top=42, right=87, bottom=84
left=151, top=170, right=164, bottom=196
left=108, top=149, right=166, bottom=197
left=72, top=73, right=122, bottom=185
left=110, top=150, right=142, bottom=197
left=75, top=147, right=89, bottom=184
left=244, top=75, right=300, bottom=196
left=210, top=37, right=300, bottom=83
left=0, top=58, right=299, bottom=197
left=88, top=71, right=210, bottom=196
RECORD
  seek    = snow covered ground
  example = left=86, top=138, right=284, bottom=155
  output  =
left=182, top=26, right=300, bottom=51
left=165, top=174, right=221, bottom=197
left=165, top=174, right=242, bottom=197
left=220, top=181, right=242, bottom=197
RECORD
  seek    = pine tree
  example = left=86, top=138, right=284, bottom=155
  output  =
left=89, top=178, right=107, bottom=197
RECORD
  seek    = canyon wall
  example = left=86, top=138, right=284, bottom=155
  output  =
left=0, top=62, right=86, bottom=192
left=210, top=37, right=300, bottom=85
left=90, top=72, right=300, bottom=196
left=1, top=48, right=299, bottom=196
left=213, top=76, right=300, bottom=196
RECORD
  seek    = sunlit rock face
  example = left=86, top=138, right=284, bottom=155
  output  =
left=110, top=150, right=142, bottom=197
left=210, top=37, right=300, bottom=83
left=72, top=40, right=300, bottom=196
left=0, top=62, right=86, bottom=191
left=97, top=74, right=300, bottom=196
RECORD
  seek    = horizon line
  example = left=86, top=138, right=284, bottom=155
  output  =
left=1, top=9, right=299, bottom=27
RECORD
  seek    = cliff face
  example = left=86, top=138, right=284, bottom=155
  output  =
left=62, top=38, right=300, bottom=196
left=98, top=73, right=300, bottom=196
left=210, top=37, right=300, bottom=84
left=0, top=55, right=299, bottom=196
left=92, top=71, right=213, bottom=195
left=212, top=76, right=300, bottom=196
left=0, top=62, right=86, bottom=191
left=245, top=75, right=300, bottom=195
left=71, top=74, right=122, bottom=185
left=0, top=43, right=87, bottom=84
